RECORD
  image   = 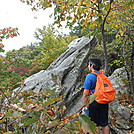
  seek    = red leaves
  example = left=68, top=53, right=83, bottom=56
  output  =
left=46, top=108, right=55, bottom=116
left=0, top=43, right=4, bottom=47
left=0, top=27, right=19, bottom=40
left=7, top=65, right=37, bottom=76
left=24, top=99, right=33, bottom=103
left=8, top=68, right=18, bottom=71
left=3, top=61, right=10, bottom=64
left=0, top=112, right=5, bottom=120
left=0, top=27, right=19, bottom=53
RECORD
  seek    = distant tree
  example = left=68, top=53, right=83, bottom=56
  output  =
left=33, top=25, right=77, bottom=70
left=0, top=27, right=19, bottom=53
left=0, top=27, right=20, bottom=89
left=0, top=25, right=77, bottom=89
left=20, top=0, right=133, bottom=73
left=107, top=0, right=134, bottom=97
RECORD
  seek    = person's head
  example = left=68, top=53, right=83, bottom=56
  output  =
left=88, top=58, right=102, bottom=71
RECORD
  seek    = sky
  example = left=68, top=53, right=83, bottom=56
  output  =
left=0, top=0, right=67, bottom=53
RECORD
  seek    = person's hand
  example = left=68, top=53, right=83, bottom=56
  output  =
left=81, top=107, right=86, bottom=115
left=82, top=106, right=89, bottom=116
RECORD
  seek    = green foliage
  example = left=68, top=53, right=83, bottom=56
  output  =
left=0, top=1, right=133, bottom=133
left=0, top=25, right=87, bottom=133
left=107, top=0, right=134, bottom=77
left=33, top=25, right=77, bottom=70
left=0, top=56, right=23, bottom=90
left=89, top=94, right=97, bottom=105
left=0, top=25, right=77, bottom=90
left=20, top=0, right=134, bottom=76
left=20, top=0, right=115, bottom=28
left=65, top=122, right=80, bottom=131
left=0, top=48, right=37, bottom=90
left=0, top=87, right=97, bottom=133
left=79, top=114, right=97, bottom=134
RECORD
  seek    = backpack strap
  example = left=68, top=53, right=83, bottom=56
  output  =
left=89, top=70, right=105, bottom=76
left=89, top=72, right=98, bottom=76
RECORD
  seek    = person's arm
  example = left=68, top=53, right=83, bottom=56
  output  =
left=83, top=89, right=91, bottom=106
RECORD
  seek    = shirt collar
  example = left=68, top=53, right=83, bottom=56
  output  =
left=92, top=70, right=99, bottom=73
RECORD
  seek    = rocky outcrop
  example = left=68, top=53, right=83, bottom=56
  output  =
left=108, top=67, right=133, bottom=134
left=109, top=67, right=128, bottom=93
left=15, top=36, right=98, bottom=115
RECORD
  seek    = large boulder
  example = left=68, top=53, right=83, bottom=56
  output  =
left=108, top=67, right=133, bottom=134
left=15, top=36, right=98, bottom=115
left=109, top=67, right=128, bottom=93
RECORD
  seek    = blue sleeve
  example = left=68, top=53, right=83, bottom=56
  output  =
left=83, top=75, right=92, bottom=90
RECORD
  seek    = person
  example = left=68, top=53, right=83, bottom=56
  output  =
left=82, top=58, right=109, bottom=134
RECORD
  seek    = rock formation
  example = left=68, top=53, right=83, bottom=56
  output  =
left=109, top=67, right=133, bottom=134
left=15, top=36, right=98, bottom=115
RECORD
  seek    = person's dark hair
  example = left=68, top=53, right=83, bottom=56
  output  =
left=89, top=58, right=102, bottom=71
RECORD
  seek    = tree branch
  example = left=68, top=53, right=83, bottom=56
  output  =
left=102, top=3, right=112, bottom=27
left=0, top=88, right=11, bottom=104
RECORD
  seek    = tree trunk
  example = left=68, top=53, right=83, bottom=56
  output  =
left=101, top=24, right=108, bottom=73
left=122, top=39, right=131, bottom=93
left=130, top=42, right=134, bottom=104
left=98, top=0, right=112, bottom=74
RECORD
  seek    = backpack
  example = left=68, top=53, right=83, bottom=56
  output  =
left=90, top=71, right=116, bottom=104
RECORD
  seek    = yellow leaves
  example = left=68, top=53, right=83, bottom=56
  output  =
left=73, top=16, right=77, bottom=23
left=73, top=7, right=77, bottom=13
left=64, top=43, right=68, bottom=46
left=130, top=4, right=134, bottom=9
left=91, top=0, right=98, bottom=3
left=85, top=0, right=91, bottom=8
left=82, top=18, right=90, bottom=27
left=39, top=0, right=43, bottom=4
left=109, top=11, right=117, bottom=16
left=108, top=23, right=116, bottom=29
left=90, top=21, right=97, bottom=28
left=102, top=0, right=106, bottom=2
left=62, top=105, right=66, bottom=111
left=106, top=3, right=111, bottom=11
left=87, top=13, right=92, bottom=18
left=98, top=12, right=103, bottom=17
left=0, top=87, right=5, bottom=89
left=45, top=130, right=51, bottom=134
left=119, top=30, right=124, bottom=36
left=3, top=131, right=13, bottom=134
left=126, top=17, right=130, bottom=20
left=77, top=0, right=82, bottom=10
left=71, top=113, right=79, bottom=119
left=55, top=0, right=63, bottom=4
left=24, top=99, right=33, bottom=103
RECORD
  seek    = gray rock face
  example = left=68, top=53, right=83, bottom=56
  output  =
left=109, top=100, right=133, bottom=134
left=108, top=68, right=133, bottom=134
left=109, top=67, right=128, bottom=93
left=15, top=36, right=98, bottom=115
